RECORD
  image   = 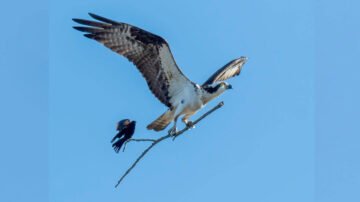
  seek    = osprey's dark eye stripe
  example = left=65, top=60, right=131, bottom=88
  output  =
left=203, top=85, right=221, bottom=93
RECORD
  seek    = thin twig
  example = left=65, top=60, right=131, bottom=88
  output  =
left=115, top=101, right=224, bottom=188
left=122, top=138, right=156, bottom=152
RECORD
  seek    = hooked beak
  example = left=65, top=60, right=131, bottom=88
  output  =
left=227, top=84, right=233, bottom=89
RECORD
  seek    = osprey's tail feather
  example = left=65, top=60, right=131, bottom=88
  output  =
left=147, top=110, right=174, bottom=131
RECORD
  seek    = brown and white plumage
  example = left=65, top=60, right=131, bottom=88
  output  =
left=73, top=13, right=247, bottom=134
left=202, top=57, right=247, bottom=86
left=73, top=13, right=192, bottom=109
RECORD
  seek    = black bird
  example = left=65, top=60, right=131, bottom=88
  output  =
left=111, top=119, right=136, bottom=153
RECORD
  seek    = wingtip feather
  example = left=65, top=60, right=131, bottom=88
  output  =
left=84, top=34, right=95, bottom=39
left=72, top=26, right=84, bottom=32
left=72, top=18, right=81, bottom=23
left=88, top=12, right=120, bottom=25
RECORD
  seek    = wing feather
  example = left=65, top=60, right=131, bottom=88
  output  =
left=202, top=57, right=247, bottom=86
left=73, top=13, right=193, bottom=108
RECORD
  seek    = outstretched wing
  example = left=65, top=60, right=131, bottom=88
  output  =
left=202, top=57, right=248, bottom=86
left=73, top=13, right=193, bottom=108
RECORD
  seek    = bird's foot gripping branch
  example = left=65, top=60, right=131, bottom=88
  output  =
left=115, top=101, right=224, bottom=188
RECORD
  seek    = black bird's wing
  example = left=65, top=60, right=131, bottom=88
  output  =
left=202, top=57, right=247, bottom=86
left=111, top=130, right=125, bottom=143
left=116, top=119, right=130, bottom=131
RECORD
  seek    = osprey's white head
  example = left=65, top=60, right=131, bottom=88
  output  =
left=201, top=82, right=232, bottom=104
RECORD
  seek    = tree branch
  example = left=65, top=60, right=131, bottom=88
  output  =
left=122, top=138, right=156, bottom=152
left=115, top=101, right=224, bottom=188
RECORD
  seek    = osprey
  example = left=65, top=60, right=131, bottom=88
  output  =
left=73, top=13, right=248, bottom=135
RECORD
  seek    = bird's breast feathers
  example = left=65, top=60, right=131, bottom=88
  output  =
left=169, top=83, right=203, bottom=114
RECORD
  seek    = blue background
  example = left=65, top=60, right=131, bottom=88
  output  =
left=1, top=0, right=359, bottom=201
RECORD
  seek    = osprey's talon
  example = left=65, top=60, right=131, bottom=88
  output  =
left=168, top=127, right=178, bottom=136
left=186, top=121, right=195, bottom=129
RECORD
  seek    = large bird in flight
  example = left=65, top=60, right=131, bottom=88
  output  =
left=73, top=13, right=247, bottom=135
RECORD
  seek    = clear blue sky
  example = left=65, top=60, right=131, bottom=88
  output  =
left=1, top=0, right=359, bottom=202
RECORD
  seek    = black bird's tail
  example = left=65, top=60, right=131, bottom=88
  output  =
left=112, top=138, right=126, bottom=153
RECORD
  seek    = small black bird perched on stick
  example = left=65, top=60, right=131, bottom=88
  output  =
left=111, top=119, right=136, bottom=153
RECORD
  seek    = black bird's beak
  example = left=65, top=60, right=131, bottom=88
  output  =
left=227, top=85, right=233, bottom=89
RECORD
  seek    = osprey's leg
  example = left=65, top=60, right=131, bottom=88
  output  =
left=168, top=116, right=178, bottom=136
left=182, top=114, right=195, bottom=129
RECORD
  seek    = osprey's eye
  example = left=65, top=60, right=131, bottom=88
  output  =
left=220, top=83, right=225, bottom=87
